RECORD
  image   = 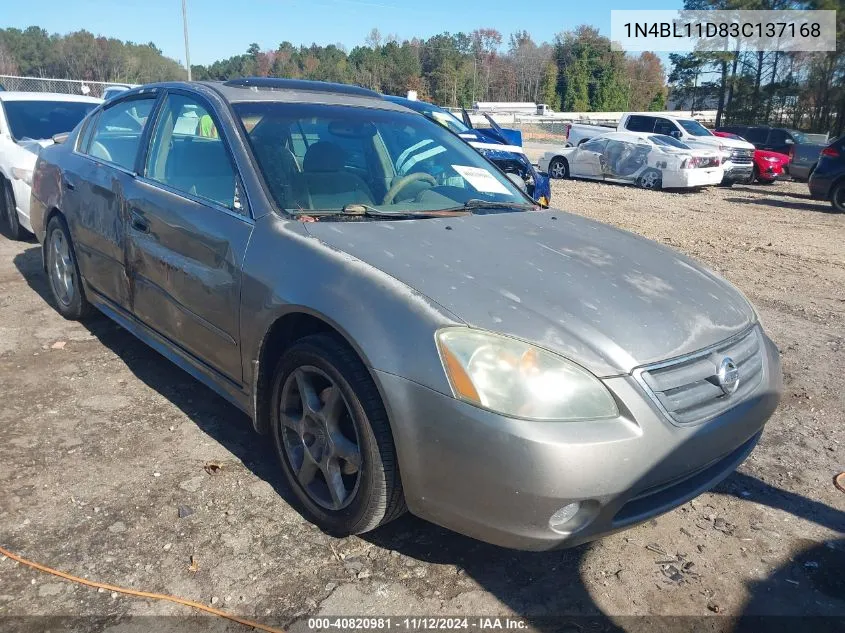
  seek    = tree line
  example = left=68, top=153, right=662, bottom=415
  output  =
left=668, top=0, right=845, bottom=136
left=0, top=25, right=667, bottom=113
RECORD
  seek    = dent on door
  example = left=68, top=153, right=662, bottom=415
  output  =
left=127, top=183, right=253, bottom=382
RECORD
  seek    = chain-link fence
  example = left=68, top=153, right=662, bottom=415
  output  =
left=0, top=75, right=137, bottom=98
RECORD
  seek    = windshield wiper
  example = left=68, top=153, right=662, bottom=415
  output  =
left=451, top=199, right=537, bottom=212
left=290, top=204, right=470, bottom=220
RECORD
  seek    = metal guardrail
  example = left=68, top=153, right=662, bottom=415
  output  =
left=0, top=75, right=137, bottom=98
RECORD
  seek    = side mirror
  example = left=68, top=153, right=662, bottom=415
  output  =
left=52, top=132, right=70, bottom=144
left=670, top=130, right=682, bottom=139
left=506, top=172, right=528, bottom=192
left=785, top=138, right=795, bottom=145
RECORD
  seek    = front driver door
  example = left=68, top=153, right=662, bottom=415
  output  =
left=127, top=90, right=253, bottom=383
left=570, top=138, right=607, bottom=179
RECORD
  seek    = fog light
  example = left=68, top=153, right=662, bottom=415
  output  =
left=549, top=499, right=601, bottom=535
left=549, top=503, right=581, bottom=529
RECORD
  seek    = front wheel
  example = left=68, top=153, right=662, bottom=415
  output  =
left=270, top=334, right=405, bottom=535
left=45, top=215, right=92, bottom=320
left=1, top=180, right=27, bottom=241
left=548, top=157, right=569, bottom=179
left=831, top=182, right=845, bottom=213
left=637, top=168, right=662, bottom=190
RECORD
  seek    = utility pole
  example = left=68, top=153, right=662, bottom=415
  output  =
left=182, top=0, right=192, bottom=81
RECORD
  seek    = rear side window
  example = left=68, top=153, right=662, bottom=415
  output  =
left=625, top=115, right=654, bottom=133
left=86, top=98, right=156, bottom=171
left=144, top=92, right=237, bottom=209
left=742, top=127, right=769, bottom=144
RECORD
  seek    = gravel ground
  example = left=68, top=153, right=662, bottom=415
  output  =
left=0, top=178, right=843, bottom=632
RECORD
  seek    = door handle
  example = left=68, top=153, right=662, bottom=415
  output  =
left=130, top=212, right=150, bottom=234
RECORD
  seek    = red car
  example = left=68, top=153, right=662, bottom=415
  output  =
left=713, top=131, right=790, bottom=183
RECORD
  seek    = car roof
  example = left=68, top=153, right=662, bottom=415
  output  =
left=0, top=91, right=102, bottom=103
left=197, top=77, right=410, bottom=112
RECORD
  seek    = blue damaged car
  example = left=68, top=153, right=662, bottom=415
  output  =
left=384, top=95, right=551, bottom=206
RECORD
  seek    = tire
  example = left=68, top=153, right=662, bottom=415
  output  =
left=1, top=179, right=27, bottom=241
left=44, top=214, right=92, bottom=320
left=750, top=166, right=760, bottom=184
left=548, top=157, right=569, bottom=180
left=270, top=333, right=405, bottom=535
left=637, top=168, right=662, bottom=190
left=831, top=182, right=845, bottom=213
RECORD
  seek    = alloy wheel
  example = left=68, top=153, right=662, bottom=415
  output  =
left=278, top=366, right=363, bottom=510
left=640, top=171, right=660, bottom=189
left=549, top=159, right=567, bottom=179
left=49, top=229, right=75, bottom=307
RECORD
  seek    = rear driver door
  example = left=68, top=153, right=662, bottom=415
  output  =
left=127, top=90, right=253, bottom=383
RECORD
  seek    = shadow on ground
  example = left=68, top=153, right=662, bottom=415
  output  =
left=724, top=196, right=835, bottom=214
left=11, top=245, right=845, bottom=632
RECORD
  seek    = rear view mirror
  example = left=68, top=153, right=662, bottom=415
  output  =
left=327, top=120, right=376, bottom=138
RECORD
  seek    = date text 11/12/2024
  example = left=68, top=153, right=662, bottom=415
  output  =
left=307, top=617, right=530, bottom=630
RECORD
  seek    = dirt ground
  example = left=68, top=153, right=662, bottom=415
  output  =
left=0, top=178, right=843, bottom=632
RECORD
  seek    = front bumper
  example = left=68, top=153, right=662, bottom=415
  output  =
left=722, top=164, right=754, bottom=183
left=378, top=330, right=781, bottom=551
left=662, top=167, right=723, bottom=188
left=756, top=163, right=785, bottom=181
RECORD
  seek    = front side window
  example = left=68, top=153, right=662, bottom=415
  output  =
left=654, top=118, right=679, bottom=136
left=2, top=100, right=97, bottom=142
left=234, top=102, right=528, bottom=217
left=676, top=119, right=713, bottom=137
left=87, top=98, right=155, bottom=170
left=144, top=93, right=236, bottom=209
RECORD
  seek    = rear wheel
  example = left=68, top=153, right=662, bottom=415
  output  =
left=548, top=157, right=569, bottom=179
left=270, top=334, right=405, bottom=535
left=45, top=215, right=92, bottom=320
left=831, top=182, right=845, bottom=213
left=1, top=179, right=26, bottom=241
left=637, top=168, right=662, bottom=190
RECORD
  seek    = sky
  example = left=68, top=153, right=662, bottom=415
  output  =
left=5, top=0, right=682, bottom=67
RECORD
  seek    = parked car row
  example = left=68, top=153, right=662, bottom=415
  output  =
left=562, top=112, right=755, bottom=186
left=714, top=124, right=825, bottom=181
left=0, top=77, right=783, bottom=551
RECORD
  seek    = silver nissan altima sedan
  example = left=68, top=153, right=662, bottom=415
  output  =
left=29, top=78, right=782, bottom=550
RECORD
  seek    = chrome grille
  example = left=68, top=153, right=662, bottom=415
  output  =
left=729, top=149, right=754, bottom=164
left=637, top=328, right=765, bottom=426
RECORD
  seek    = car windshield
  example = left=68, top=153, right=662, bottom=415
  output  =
left=2, top=100, right=97, bottom=141
left=677, top=119, right=713, bottom=137
left=648, top=134, right=690, bottom=149
left=234, top=102, right=530, bottom=216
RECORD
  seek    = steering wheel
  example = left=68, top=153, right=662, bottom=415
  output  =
left=382, top=172, right=437, bottom=205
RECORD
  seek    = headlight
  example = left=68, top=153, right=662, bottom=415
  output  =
left=435, top=328, right=619, bottom=421
left=11, top=167, right=33, bottom=186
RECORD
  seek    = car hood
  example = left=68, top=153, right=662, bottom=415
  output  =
left=693, top=135, right=754, bottom=150
left=304, top=211, right=756, bottom=376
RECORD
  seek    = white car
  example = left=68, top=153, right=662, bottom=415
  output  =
left=539, top=131, right=724, bottom=190
left=0, top=92, right=101, bottom=239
